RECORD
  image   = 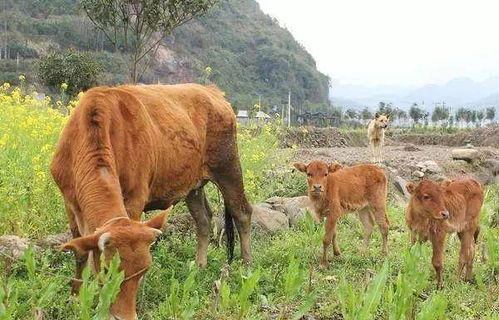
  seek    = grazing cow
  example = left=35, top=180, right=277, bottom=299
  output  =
left=405, top=178, right=483, bottom=288
left=294, top=161, right=389, bottom=267
left=367, top=113, right=389, bottom=163
left=51, top=84, right=252, bottom=320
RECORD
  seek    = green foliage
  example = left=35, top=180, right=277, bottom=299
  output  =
left=416, top=293, right=447, bottom=320
left=38, top=49, right=101, bottom=95
left=157, top=263, right=200, bottom=319
left=409, top=103, right=428, bottom=125
left=338, top=261, right=389, bottom=320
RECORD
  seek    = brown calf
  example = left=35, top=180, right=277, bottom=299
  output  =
left=406, top=178, right=484, bottom=288
left=51, top=84, right=252, bottom=319
left=294, top=161, right=389, bottom=267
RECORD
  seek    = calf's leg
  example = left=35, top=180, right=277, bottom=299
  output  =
left=431, top=233, right=446, bottom=289
left=358, top=208, right=374, bottom=253
left=458, top=230, right=476, bottom=282
left=372, top=204, right=389, bottom=255
left=322, top=213, right=340, bottom=267
left=65, top=203, right=86, bottom=294
left=186, top=188, right=212, bottom=268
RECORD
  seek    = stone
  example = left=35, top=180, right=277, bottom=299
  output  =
left=452, top=149, right=479, bottom=162
left=416, top=160, right=442, bottom=174
left=403, top=144, right=421, bottom=152
left=465, top=143, right=475, bottom=149
left=265, top=196, right=318, bottom=225
left=38, top=232, right=72, bottom=249
left=0, top=235, right=29, bottom=260
left=412, top=170, right=424, bottom=178
left=393, top=176, right=411, bottom=199
left=251, top=204, right=289, bottom=234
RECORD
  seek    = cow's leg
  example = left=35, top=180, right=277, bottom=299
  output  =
left=372, top=204, right=389, bottom=255
left=322, top=213, right=340, bottom=268
left=65, top=203, right=86, bottom=294
left=431, top=233, right=446, bottom=289
left=458, top=230, right=475, bottom=282
left=358, top=208, right=374, bottom=253
left=185, top=188, right=212, bottom=268
left=212, top=169, right=252, bottom=263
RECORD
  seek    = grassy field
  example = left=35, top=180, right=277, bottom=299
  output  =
left=1, top=84, right=499, bottom=319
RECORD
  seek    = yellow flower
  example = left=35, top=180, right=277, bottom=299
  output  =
left=2, top=82, right=10, bottom=90
left=19, top=74, right=26, bottom=82
left=204, top=66, right=212, bottom=74
left=61, top=83, right=68, bottom=90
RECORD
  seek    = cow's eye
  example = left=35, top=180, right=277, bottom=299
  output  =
left=422, top=194, right=431, bottom=200
left=324, top=173, right=328, bottom=177
left=307, top=173, right=312, bottom=177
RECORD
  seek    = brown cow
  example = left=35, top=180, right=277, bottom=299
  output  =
left=294, top=161, right=389, bottom=267
left=406, top=178, right=483, bottom=288
left=51, top=84, right=252, bottom=319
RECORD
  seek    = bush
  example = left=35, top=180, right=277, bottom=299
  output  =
left=37, top=49, right=101, bottom=96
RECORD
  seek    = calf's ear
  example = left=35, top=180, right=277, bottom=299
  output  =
left=328, top=162, right=342, bottom=173
left=60, top=233, right=102, bottom=255
left=406, top=182, right=416, bottom=194
left=293, top=162, right=307, bottom=173
left=143, top=208, right=170, bottom=232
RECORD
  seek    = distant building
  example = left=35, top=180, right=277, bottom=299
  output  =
left=255, top=111, right=271, bottom=121
left=236, top=110, right=249, bottom=123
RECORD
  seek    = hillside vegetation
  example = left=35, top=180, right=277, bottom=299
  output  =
left=0, top=0, right=330, bottom=111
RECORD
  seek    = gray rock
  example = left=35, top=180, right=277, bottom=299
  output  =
left=394, top=176, right=411, bottom=199
left=251, top=204, right=289, bottom=234
left=265, top=196, right=318, bottom=225
left=38, top=232, right=72, bottom=249
left=0, top=235, right=29, bottom=260
left=412, top=170, right=424, bottom=178
left=452, top=149, right=479, bottom=162
left=416, top=160, right=442, bottom=174
left=465, top=143, right=475, bottom=149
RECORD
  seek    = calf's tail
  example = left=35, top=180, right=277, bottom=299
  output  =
left=224, top=204, right=235, bottom=263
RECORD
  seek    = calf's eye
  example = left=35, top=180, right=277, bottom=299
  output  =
left=307, top=173, right=312, bottom=177
left=324, top=173, right=328, bottom=177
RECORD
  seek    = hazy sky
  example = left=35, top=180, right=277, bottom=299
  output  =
left=256, top=0, right=499, bottom=87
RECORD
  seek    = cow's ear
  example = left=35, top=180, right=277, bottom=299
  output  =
left=293, top=162, right=307, bottom=173
left=328, top=162, right=342, bottom=173
left=60, top=233, right=102, bottom=255
left=375, top=112, right=380, bottom=119
left=143, top=209, right=169, bottom=232
left=406, top=182, right=416, bottom=194
left=440, top=179, right=452, bottom=188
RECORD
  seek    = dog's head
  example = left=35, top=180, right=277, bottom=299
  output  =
left=374, top=113, right=389, bottom=128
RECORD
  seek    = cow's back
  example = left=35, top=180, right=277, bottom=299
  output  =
left=445, top=179, right=483, bottom=229
left=330, top=164, right=387, bottom=208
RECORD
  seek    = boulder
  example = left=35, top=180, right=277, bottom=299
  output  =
left=403, top=144, right=421, bottom=152
left=265, top=196, right=318, bottom=225
left=0, top=235, right=29, bottom=260
left=38, top=232, right=72, bottom=249
left=393, top=176, right=411, bottom=199
left=452, top=149, right=479, bottom=162
left=251, top=204, right=289, bottom=234
left=412, top=170, right=424, bottom=178
left=416, top=160, right=442, bottom=174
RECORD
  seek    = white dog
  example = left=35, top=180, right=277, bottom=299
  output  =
left=367, top=113, right=389, bottom=162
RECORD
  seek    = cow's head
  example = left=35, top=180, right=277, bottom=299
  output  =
left=294, top=160, right=342, bottom=199
left=374, top=113, right=389, bottom=128
left=406, top=180, right=449, bottom=220
left=61, top=210, right=169, bottom=320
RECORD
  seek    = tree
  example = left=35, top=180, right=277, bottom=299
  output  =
left=486, top=107, right=496, bottom=122
left=361, top=107, right=373, bottom=120
left=81, top=0, right=218, bottom=83
left=431, top=106, right=450, bottom=125
left=377, top=101, right=394, bottom=117
left=345, top=108, right=358, bottom=120
left=476, top=110, right=484, bottom=126
left=409, top=103, right=425, bottom=125
left=38, top=49, right=101, bottom=95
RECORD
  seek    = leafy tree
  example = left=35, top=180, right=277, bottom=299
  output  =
left=37, top=49, right=101, bottom=95
left=409, top=104, right=425, bottom=125
left=476, top=110, right=484, bottom=126
left=486, top=107, right=496, bottom=121
left=431, top=106, right=450, bottom=124
left=361, top=107, right=373, bottom=120
left=377, top=101, right=394, bottom=117
left=81, top=0, right=218, bottom=83
left=345, top=108, right=358, bottom=120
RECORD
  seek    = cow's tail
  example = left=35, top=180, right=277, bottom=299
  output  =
left=224, top=203, right=235, bottom=263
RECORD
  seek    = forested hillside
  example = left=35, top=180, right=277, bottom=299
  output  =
left=0, top=0, right=330, bottom=111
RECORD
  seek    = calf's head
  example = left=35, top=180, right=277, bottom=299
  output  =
left=294, top=160, right=342, bottom=198
left=406, top=180, right=449, bottom=220
left=61, top=210, right=169, bottom=320
left=374, top=113, right=389, bottom=128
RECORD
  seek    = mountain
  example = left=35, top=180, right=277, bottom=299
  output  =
left=0, top=0, right=330, bottom=111
left=331, top=77, right=499, bottom=110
